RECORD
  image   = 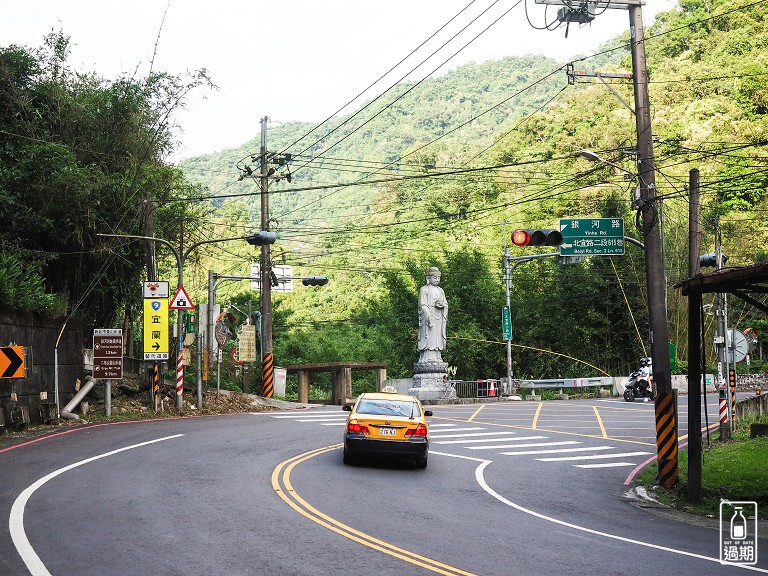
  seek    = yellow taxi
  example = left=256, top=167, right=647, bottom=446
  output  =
left=342, top=387, right=432, bottom=468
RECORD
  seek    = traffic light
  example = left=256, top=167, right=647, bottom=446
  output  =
left=511, top=228, right=563, bottom=247
left=302, top=276, right=329, bottom=286
left=245, top=231, right=277, bottom=245
left=249, top=311, right=262, bottom=337
left=185, top=311, right=197, bottom=333
left=699, top=253, right=728, bottom=268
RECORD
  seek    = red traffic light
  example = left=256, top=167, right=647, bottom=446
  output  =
left=511, top=229, right=563, bottom=247
left=511, top=229, right=531, bottom=246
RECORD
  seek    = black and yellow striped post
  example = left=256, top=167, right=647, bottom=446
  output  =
left=655, top=391, right=678, bottom=487
left=262, top=352, right=274, bottom=398
left=153, top=362, right=160, bottom=412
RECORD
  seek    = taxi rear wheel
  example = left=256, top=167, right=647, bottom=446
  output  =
left=343, top=448, right=355, bottom=465
left=415, top=454, right=428, bottom=469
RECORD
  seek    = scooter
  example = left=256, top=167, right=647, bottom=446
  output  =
left=623, top=370, right=653, bottom=402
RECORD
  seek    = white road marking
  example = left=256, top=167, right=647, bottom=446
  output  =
left=538, top=451, right=653, bottom=462
left=427, top=428, right=489, bottom=436
left=433, top=435, right=547, bottom=445
left=297, top=418, right=346, bottom=422
left=470, top=459, right=768, bottom=573
left=270, top=413, right=343, bottom=418
left=499, top=446, right=613, bottom=456
left=573, top=462, right=638, bottom=468
left=10, top=434, right=184, bottom=576
left=468, top=441, right=580, bottom=451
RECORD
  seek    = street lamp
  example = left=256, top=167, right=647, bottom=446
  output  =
left=579, top=149, right=637, bottom=175
left=97, top=232, right=258, bottom=410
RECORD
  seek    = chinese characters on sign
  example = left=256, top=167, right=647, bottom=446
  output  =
left=238, top=324, right=257, bottom=362
left=559, top=218, right=625, bottom=256
left=720, top=501, right=758, bottom=566
left=93, top=329, right=123, bottom=379
left=143, top=298, right=169, bottom=360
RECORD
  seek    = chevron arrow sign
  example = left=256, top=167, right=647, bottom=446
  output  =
left=0, top=346, right=25, bottom=378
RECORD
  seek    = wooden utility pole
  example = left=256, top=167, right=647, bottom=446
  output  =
left=259, top=116, right=275, bottom=398
left=537, top=0, right=678, bottom=485
left=627, top=3, right=677, bottom=488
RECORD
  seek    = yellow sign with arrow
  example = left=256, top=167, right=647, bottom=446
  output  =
left=143, top=298, right=169, bottom=360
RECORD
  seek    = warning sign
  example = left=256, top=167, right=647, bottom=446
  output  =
left=169, top=285, right=195, bottom=310
left=0, top=346, right=25, bottom=378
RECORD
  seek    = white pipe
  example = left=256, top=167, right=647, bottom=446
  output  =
left=60, top=377, right=96, bottom=420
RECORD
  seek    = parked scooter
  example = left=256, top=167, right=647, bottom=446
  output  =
left=623, top=357, right=654, bottom=402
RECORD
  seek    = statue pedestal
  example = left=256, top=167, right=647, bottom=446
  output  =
left=409, top=360, right=456, bottom=401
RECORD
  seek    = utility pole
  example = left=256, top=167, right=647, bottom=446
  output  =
left=540, top=0, right=677, bottom=486
left=628, top=3, right=677, bottom=488
left=687, top=168, right=702, bottom=502
left=259, top=116, right=275, bottom=398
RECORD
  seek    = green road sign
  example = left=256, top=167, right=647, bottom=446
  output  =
left=502, top=306, right=512, bottom=340
left=559, top=218, right=625, bottom=256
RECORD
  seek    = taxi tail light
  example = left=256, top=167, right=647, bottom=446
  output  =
left=347, top=421, right=369, bottom=435
left=405, top=423, right=427, bottom=438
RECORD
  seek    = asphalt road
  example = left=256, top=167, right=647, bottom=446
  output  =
left=1, top=397, right=765, bottom=576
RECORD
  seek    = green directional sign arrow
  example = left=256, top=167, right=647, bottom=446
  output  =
left=559, top=218, right=625, bottom=256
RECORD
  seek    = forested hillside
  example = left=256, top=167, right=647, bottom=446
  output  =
left=179, top=0, right=768, bottom=385
left=3, top=0, right=768, bottom=393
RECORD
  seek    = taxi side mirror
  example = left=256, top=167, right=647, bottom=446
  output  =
left=342, top=404, right=353, bottom=411
left=424, top=410, right=433, bottom=417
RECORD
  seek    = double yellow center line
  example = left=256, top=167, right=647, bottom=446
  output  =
left=271, top=445, right=477, bottom=576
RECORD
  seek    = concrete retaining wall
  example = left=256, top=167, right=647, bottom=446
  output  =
left=736, top=393, right=768, bottom=420
left=0, top=307, right=84, bottom=428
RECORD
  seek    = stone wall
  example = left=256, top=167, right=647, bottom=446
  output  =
left=735, top=373, right=768, bottom=390
left=0, top=307, right=84, bottom=428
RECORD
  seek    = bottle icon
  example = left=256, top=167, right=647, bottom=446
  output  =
left=730, top=506, right=747, bottom=540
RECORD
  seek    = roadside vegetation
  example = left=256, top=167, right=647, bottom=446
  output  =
left=3, top=1, right=768, bottom=387
left=636, top=416, right=768, bottom=518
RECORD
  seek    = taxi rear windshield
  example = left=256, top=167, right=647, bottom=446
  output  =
left=356, top=399, right=421, bottom=418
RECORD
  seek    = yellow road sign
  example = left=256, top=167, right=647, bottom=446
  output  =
left=143, top=298, right=169, bottom=360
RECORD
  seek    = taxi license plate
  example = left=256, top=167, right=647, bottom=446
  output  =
left=378, top=427, right=396, bottom=437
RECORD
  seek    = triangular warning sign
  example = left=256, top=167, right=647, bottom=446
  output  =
left=169, top=285, right=195, bottom=310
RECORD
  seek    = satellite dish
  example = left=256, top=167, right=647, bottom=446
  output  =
left=727, top=328, right=749, bottom=363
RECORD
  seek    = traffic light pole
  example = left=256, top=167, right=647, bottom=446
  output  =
left=259, top=116, right=275, bottom=398
left=504, top=251, right=559, bottom=393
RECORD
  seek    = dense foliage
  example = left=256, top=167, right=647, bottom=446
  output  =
left=208, top=0, right=767, bottom=383
left=0, top=32, right=212, bottom=330
left=5, top=1, right=768, bottom=389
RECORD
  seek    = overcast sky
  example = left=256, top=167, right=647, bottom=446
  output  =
left=2, top=1, right=675, bottom=162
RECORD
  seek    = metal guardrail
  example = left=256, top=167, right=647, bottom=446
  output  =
left=446, top=378, right=609, bottom=399
left=515, top=377, right=610, bottom=390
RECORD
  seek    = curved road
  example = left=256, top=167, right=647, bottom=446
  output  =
left=1, top=399, right=765, bottom=575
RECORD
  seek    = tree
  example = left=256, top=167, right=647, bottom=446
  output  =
left=0, top=32, right=213, bottom=334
